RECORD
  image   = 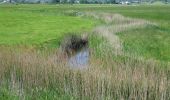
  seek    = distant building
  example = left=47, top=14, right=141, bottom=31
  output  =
left=75, top=0, right=80, bottom=3
left=115, top=0, right=141, bottom=4
left=0, top=0, right=16, bottom=3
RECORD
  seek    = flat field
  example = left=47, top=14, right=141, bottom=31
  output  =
left=0, top=5, right=97, bottom=47
left=0, top=4, right=170, bottom=100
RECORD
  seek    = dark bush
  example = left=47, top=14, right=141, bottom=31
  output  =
left=61, top=34, right=88, bottom=56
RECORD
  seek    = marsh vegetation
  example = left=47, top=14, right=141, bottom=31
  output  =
left=0, top=4, right=170, bottom=100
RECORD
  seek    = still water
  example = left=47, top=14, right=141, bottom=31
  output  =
left=68, top=48, right=89, bottom=69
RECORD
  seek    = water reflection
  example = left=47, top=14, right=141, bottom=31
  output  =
left=68, top=48, right=89, bottom=69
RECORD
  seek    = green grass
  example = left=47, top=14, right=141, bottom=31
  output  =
left=117, top=25, right=170, bottom=61
left=0, top=4, right=170, bottom=100
left=0, top=5, right=97, bottom=47
left=0, top=88, right=19, bottom=100
left=1, top=4, right=169, bottom=61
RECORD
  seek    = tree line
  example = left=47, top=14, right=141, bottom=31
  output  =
left=1, top=0, right=116, bottom=4
left=59, top=0, right=116, bottom=4
left=1, top=0, right=169, bottom=4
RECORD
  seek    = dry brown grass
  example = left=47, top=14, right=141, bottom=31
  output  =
left=0, top=47, right=169, bottom=100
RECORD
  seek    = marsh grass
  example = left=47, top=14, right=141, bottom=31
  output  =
left=86, top=12, right=152, bottom=56
left=85, top=11, right=170, bottom=61
left=0, top=47, right=169, bottom=100
left=0, top=4, right=170, bottom=100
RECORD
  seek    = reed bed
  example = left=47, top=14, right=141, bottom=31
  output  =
left=0, top=47, right=169, bottom=100
left=0, top=11, right=169, bottom=100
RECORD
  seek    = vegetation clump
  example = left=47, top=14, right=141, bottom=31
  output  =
left=60, top=34, right=88, bottom=56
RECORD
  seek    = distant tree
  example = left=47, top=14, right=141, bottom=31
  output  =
left=80, top=0, right=88, bottom=3
left=110, top=0, right=115, bottom=3
left=69, top=0, right=75, bottom=4
left=56, top=0, right=60, bottom=3
left=60, top=0, right=67, bottom=3
left=52, top=0, right=60, bottom=3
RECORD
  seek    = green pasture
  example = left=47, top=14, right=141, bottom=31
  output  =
left=0, top=4, right=170, bottom=61
left=0, top=5, right=97, bottom=47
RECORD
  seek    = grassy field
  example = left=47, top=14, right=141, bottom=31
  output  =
left=0, top=4, right=170, bottom=100
left=0, top=5, right=97, bottom=47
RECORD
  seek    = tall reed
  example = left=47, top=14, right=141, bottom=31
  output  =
left=0, top=47, right=169, bottom=100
